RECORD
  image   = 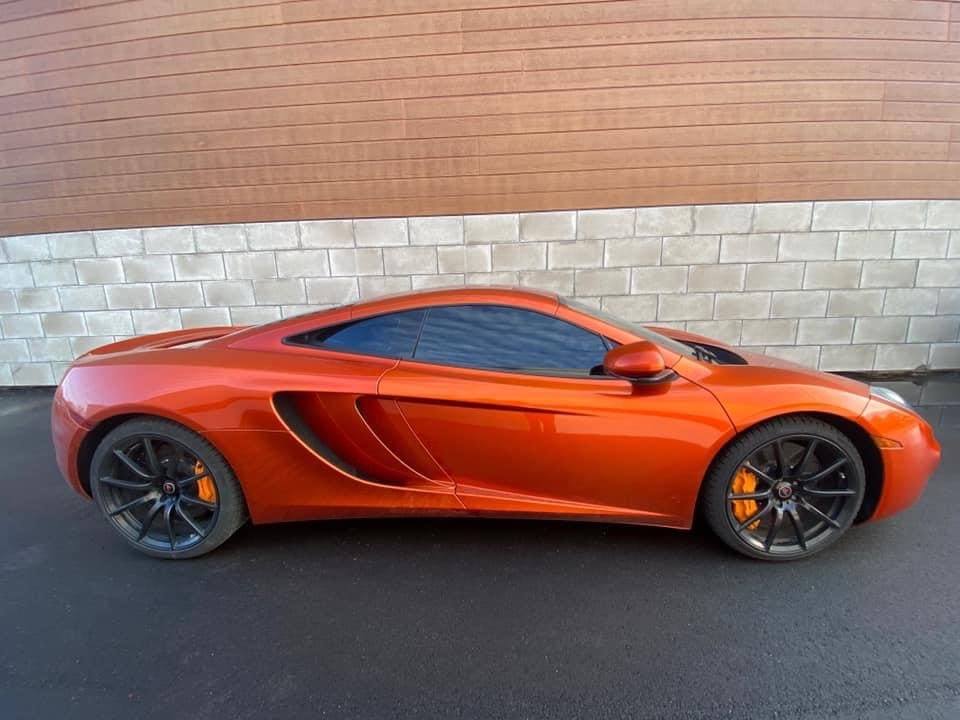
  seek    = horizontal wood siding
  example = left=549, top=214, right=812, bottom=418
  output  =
left=1, top=0, right=958, bottom=236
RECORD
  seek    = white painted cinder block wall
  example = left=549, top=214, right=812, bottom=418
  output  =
left=0, top=200, right=959, bottom=386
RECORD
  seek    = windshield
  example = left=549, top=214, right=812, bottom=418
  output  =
left=562, top=298, right=695, bottom=357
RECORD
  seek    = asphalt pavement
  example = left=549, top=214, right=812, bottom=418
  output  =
left=1, top=379, right=958, bottom=720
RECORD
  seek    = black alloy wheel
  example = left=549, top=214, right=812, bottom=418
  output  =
left=702, top=417, right=866, bottom=561
left=90, top=418, right=247, bottom=559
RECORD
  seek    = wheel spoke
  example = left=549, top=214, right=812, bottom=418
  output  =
left=799, top=498, right=841, bottom=529
left=764, top=507, right=784, bottom=551
left=728, top=490, right=771, bottom=501
left=142, top=437, right=161, bottom=476
left=177, top=471, right=209, bottom=489
left=163, top=502, right=176, bottom=550
left=99, top=475, right=153, bottom=491
left=737, top=502, right=773, bottom=532
left=137, top=498, right=164, bottom=541
left=797, top=439, right=819, bottom=476
left=175, top=503, right=207, bottom=538
left=786, top=507, right=807, bottom=551
left=743, top=462, right=776, bottom=486
left=803, top=458, right=848, bottom=485
left=179, top=494, right=217, bottom=511
left=772, top=439, right=787, bottom=477
left=803, top=487, right=857, bottom=498
left=112, top=448, right=153, bottom=479
left=107, top=493, right=155, bottom=517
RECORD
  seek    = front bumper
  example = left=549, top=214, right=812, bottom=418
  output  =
left=858, top=397, right=941, bottom=522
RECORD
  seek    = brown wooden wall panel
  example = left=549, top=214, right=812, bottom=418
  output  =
left=1, top=0, right=959, bottom=236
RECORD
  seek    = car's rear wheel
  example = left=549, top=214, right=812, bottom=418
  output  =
left=702, top=417, right=866, bottom=561
left=90, top=418, right=247, bottom=559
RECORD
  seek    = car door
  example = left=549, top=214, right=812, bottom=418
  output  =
left=378, top=304, right=732, bottom=527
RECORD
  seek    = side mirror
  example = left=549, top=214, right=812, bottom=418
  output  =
left=603, top=341, right=673, bottom=383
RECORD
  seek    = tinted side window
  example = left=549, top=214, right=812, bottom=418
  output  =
left=292, top=309, right=425, bottom=358
left=414, top=305, right=607, bottom=373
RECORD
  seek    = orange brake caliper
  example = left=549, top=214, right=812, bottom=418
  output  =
left=731, top=467, right=760, bottom=530
left=194, top=460, right=217, bottom=503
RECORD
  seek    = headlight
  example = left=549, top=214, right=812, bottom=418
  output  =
left=870, top=385, right=910, bottom=408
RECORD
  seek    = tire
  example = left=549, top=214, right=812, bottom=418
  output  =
left=701, top=416, right=866, bottom=561
left=90, top=417, right=247, bottom=559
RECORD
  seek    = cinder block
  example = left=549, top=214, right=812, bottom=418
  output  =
left=635, top=205, right=693, bottom=235
left=548, top=240, right=603, bottom=269
left=811, top=201, right=871, bottom=231
left=48, top=232, right=95, bottom=259
left=70, top=336, right=114, bottom=356
left=465, top=214, right=518, bottom=244
left=658, top=293, right=714, bottom=321
left=410, top=216, right=463, bottom=245
left=874, top=343, right=930, bottom=371
left=661, top=235, right=719, bottom=265
left=16, top=288, right=60, bottom=312
left=915, top=259, right=960, bottom=287
left=836, top=231, right=894, bottom=260
left=383, top=246, right=438, bottom=275
left=144, top=226, right=195, bottom=254
left=27, top=338, right=73, bottom=362
left=305, top=278, right=359, bottom=305
left=853, top=317, right=908, bottom=343
left=181, top=307, right=231, bottom=328
left=202, top=281, right=254, bottom=307
left=686, top=319, right=742, bottom=345
left=752, top=202, right=812, bottom=233
left=41, top=312, right=87, bottom=337
left=0, top=264, right=34, bottom=289
left=860, top=260, right=917, bottom=288
left=744, top=263, right=804, bottom=291
left=715, top=292, right=771, bottom=319
left=802, top=261, right=861, bottom=289
left=907, top=316, right=960, bottom=343
left=354, top=218, right=409, bottom=247
left=0, top=290, right=16, bottom=313
left=76, top=258, right=124, bottom=284
left=280, top=305, right=317, bottom=318
left=359, top=276, right=411, bottom=298
left=246, top=222, right=299, bottom=250
left=740, top=319, right=798, bottom=346
left=300, top=220, right=354, bottom=248
left=492, top=243, right=546, bottom=271
left=519, top=212, right=575, bottom=241
left=770, top=290, right=828, bottom=318
left=223, top=252, right=277, bottom=280
left=630, top=266, right=686, bottom=294
left=693, top=204, right=753, bottom=234
left=939, top=288, right=960, bottom=314
left=105, top=284, right=154, bottom=309
left=797, top=317, right=854, bottom=345
left=438, top=245, right=491, bottom=274
left=230, top=306, right=282, bottom=326
left=926, top=200, right=960, bottom=229
left=172, top=254, right=225, bottom=281
left=84, top=311, right=133, bottom=335
left=883, top=288, right=939, bottom=316
left=518, top=270, right=575, bottom=295
left=465, top=272, right=519, bottom=286
left=719, top=234, right=778, bottom=263
left=603, top=238, right=659, bottom=267
left=411, top=274, right=465, bottom=290
left=869, top=200, right=928, bottom=229
left=253, top=279, right=306, bottom=305
left=94, top=229, right=143, bottom=256
left=574, top=268, right=630, bottom=296
left=329, top=248, right=384, bottom=276
left=826, top=289, right=885, bottom=317
left=59, top=286, right=106, bottom=311
left=819, top=344, right=877, bottom=371
left=12, top=363, right=54, bottom=386
left=778, top=232, right=838, bottom=261
left=153, top=282, right=203, bottom=308
left=577, top=208, right=634, bottom=239
left=195, top=224, right=247, bottom=252
left=276, top=250, right=330, bottom=278
left=893, top=230, right=949, bottom=259
left=131, top=309, right=182, bottom=334
left=929, top=343, right=960, bottom=369
left=1, top=314, right=43, bottom=338
left=3, top=235, right=49, bottom=261
left=0, top=339, right=30, bottom=363
left=0, top=364, right=10, bottom=385
left=601, top=295, right=657, bottom=322
left=764, top=345, right=820, bottom=368
left=688, top=264, right=745, bottom=292
left=951, top=231, right=960, bottom=258
left=31, top=261, right=77, bottom=287
left=122, top=256, right=174, bottom=282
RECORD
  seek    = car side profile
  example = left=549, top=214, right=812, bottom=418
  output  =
left=52, top=287, right=941, bottom=561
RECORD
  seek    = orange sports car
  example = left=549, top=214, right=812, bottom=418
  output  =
left=52, top=287, right=940, bottom=561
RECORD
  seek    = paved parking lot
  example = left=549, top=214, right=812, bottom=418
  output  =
left=1, top=379, right=958, bottom=719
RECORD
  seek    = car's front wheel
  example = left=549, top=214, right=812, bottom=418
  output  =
left=90, top=418, right=247, bottom=559
left=702, top=416, right=866, bottom=561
